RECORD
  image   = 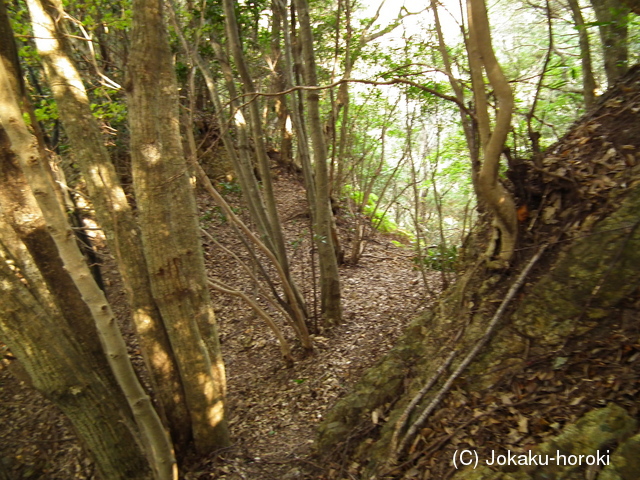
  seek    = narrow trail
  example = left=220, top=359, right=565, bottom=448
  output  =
left=0, top=170, right=441, bottom=479
left=197, top=171, right=441, bottom=478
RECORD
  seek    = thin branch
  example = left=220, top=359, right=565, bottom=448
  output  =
left=230, top=77, right=471, bottom=114
left=192, top=161, right=312, bottom=349
left=388, top=349, right=458, bottom=456
left=390, top=244, right=548, bottom=463
left=206, top=279, right=294, bottom=366
left=200, top=227, right=293, bottom=326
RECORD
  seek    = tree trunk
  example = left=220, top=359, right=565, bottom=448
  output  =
left=222, top=0, right=288, bottom=266
left=127, top=0, right=230, bottom=451
left=170, top=7, right=312, bottom=350
left=0, top=54, right=176, bottom=480
left=590, top=0, right=628, bottom=86
left=0, top=253, right=152, bottom=480
left=293, top=0, right=343, bottom=327
left=222, top=0, right=309, bottom=321
left=24, top=0, right=190, bottom=449
left=568, top=0, right=597, bottom=109
left=467, top=0, right=518, bottom=267
left=269, top=2, right=294, bottom=169
left=0, top=22, right=159, bottom=476
left=431, top=0, right=481, bottom=197
left=274, top=0, right=317, bottom=214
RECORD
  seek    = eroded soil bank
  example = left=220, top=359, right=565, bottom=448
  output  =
left=316, top=66, right=640, bottom=480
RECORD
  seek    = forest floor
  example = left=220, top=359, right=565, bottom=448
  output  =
left=0, top=168, right=443, bottom=479
left=5, top=68, right=640, bottom=480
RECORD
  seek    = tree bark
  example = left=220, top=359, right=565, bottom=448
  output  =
left=24, top=0, right=190, bottom=449
left=0, top=57, right=177, bottom=480
left=0, top=18, right=167, bottom=474
left=127, top=0, right=230, bottom=451
left=0, top=250, right=152, bottom=480
left=567, top=0, right=597, bottom=109
left=274, top=0, right=317, bottom=213
left=431, top=0, right=481, bottom=200
left=590, top=0, right=628, bottom=86
left=293, top=0, right=343, bottom=326
left=467, top=0, right=518, bottom=267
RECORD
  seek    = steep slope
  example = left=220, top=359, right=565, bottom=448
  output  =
left=316, top=66, right=640, bottom=479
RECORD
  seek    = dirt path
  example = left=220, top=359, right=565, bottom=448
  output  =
left=194, top=172, right=440, bottom=479
left=0, top=171, right=440, bottom=479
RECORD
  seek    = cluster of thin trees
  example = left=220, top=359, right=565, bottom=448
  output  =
left=0, top=0, right=635, bottom=477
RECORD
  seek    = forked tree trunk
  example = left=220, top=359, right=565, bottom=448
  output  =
left=273, top=0, right=317, bottom=211
left=127, top=0, right=230, bottom=451
left=467, top=0, right=518, bottom=267
left=24, top=0, right=191, bottom=449
left=222, top=0, right=288, bottom=266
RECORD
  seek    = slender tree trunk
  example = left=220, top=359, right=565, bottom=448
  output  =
left=431, top=0, right=480, bottom=186
left=222, top=0, right=309, bottom=320
left=293, top=0, right=343, bottom=326
left=0, top=131, right=152, bottom=480
left=166, top=3, right=310, bottom=342
left=568, top=0, right=597, bottom=109
left=127, top=0, right=230, bottom=451
left=349, top=123, right=387, bottom=265
left=222, top=0, right=288, bottom=266
left=187, top=26, right=274, bottom=252
left=276, top=0, right=324, bottom=321
left=275, top=0, right=317, bottom=211
left=429, top=145, right=451, bottom=289
left=334, top=0, right=353, bottom=195
left=467, top=0, right=518, bottom=267
left=25, top=0, right=191, bottom=449
left=269, top=1, right=294, bottom=168
left=407, top=127, right=431, bottom=292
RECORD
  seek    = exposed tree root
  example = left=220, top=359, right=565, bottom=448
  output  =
left=387, top=244, right=548, bottom=466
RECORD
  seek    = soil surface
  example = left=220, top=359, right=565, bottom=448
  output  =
left=0, top=170, right=442, bottom=479
left=4, top=67, right=640, bottom=480
left=316, top=65, right=640, bottom=480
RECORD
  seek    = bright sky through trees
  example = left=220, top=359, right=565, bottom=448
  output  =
left=358, top=0, right=463, bottom=44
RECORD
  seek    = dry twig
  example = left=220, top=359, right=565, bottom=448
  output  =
left=389, top=244, right=548, bottom=464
